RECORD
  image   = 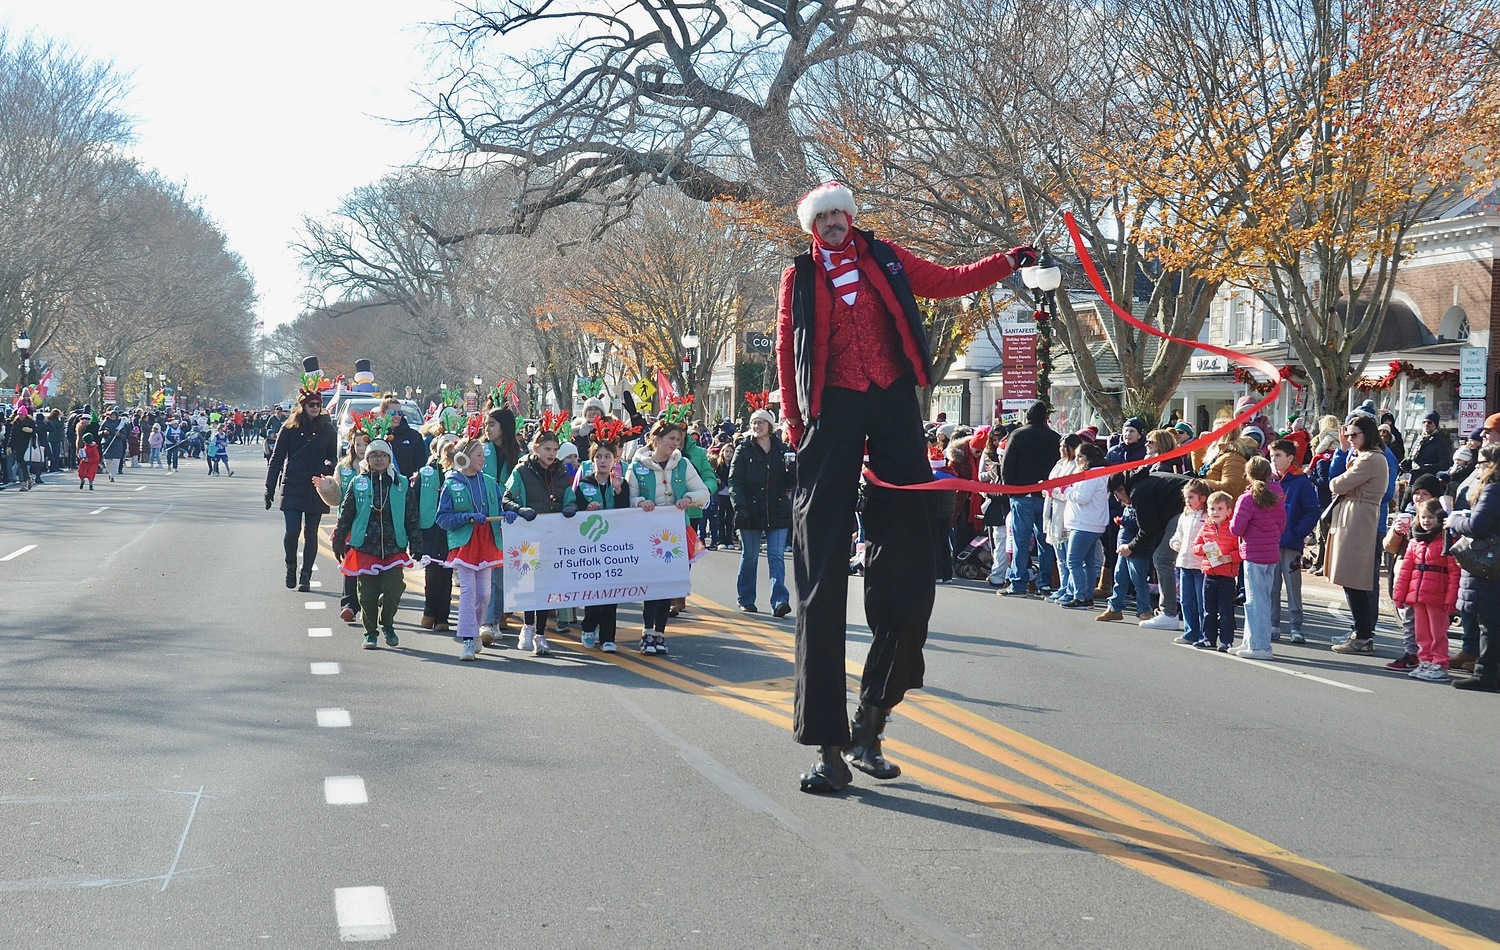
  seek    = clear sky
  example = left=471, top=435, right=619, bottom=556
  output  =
left=1, top=0, right=459, bottom=331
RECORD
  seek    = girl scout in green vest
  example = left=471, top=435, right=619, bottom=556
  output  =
left=436, top=437, right=513, bottom=661
left=479, top=407, right=523, bottom=645
left=564, top=418, right=635, bottom=651
left=331, top=439, right=420, bottom=649
left=626, top=419, right=711, bottom=656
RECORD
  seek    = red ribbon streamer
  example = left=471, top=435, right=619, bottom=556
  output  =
left=864, top=211, right=1284, bottom=495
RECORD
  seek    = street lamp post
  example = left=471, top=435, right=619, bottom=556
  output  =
left=526, top=363, right=538, bottom=417
left=1020, top=252, right=1063, bottom=410
left=14, top=331, right=30, bottom=390
left=679, top=330, right=699, bottom=403
left=143, top=370, right=153, bottom=408
left=95, top=354, right=107, bottom=406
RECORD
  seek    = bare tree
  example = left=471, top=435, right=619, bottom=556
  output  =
left=419, top=0, right=918, bottom=241
left=0, top=30, right=139, bottom=373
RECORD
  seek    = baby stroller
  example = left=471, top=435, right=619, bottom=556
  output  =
left=953, top=533, right=994, bottom=580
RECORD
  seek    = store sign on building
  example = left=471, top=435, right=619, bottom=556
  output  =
left=1188, top=354, right=1228, bottom=375
left=1459, top=346, right=1487, bottom=399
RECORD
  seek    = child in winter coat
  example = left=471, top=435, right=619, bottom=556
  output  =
left=436, top=438, right=510, bottom=662
left=1193, top=490, right=1243, bottom=651
left=77, top=433, right=101, bottom=490
left=148, top=425, right=164, bottom=467
left=1392, top=499, right=1460, bottom=682
left=1229, top=456, right=1287, bottom=659
left=565, top=425, right=633, bottom=651
left=1170, top=479, right=1211, bottom=645
left=504, top=423, right=575, bottom=656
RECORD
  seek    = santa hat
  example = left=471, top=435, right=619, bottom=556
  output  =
left=796, top=181, right=857, bottom=234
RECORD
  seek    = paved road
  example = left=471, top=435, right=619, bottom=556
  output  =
left=2, top=447, right=1497, bottom=949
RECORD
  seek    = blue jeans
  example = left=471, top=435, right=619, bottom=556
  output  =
left=737, top=527, right=789, bottom=609
left=1242, top=560, right=1276, bottom=652
left=1007, top=495, right=1044, bottom=588
left=1052, top=530, right=1072, bottom=597
left=482, top=563, right=506, bottom=625
left=1065, top=529, right=1103, bottom=602
left=1107, top=554, right=1152, bottom=614
left=1177, top=568, right=1205, bottom=641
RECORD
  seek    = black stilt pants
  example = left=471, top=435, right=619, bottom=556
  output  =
left=792, top=382, right=936, bottom=746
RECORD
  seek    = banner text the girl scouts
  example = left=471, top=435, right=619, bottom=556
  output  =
left=501, top=507, right=691, bottom=611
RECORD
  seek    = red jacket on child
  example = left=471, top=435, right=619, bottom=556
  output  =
left=1192, top=517, right=1243, bottom=578
left=1393, top=535, right=1459, bottom=611
left=77, top=443, right=102, bottom=481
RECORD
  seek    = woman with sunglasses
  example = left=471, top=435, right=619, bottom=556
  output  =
left=1323, top=414, right=1390, bottom=654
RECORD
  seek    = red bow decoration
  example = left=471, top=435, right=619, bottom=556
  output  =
left=745, top=390, right=771, bottom=411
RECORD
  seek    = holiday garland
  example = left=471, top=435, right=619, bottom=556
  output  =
left=1353, top=360, right=1460, bottom=391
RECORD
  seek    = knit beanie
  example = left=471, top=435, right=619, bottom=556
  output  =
left=749, top=408, right=776, bottom=427
left=1123, top=417, right=1145, bottom=436
left=365, top=439, right=393, bottom=460
left=1173, top=421, right=1195, bottom=438
left=1409, top=473, right=1443, bottom=498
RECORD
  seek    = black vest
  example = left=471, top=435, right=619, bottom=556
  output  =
left=791, top=229, right=933, bottom=421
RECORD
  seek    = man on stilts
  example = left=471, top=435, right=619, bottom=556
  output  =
left=777, top=181, right=1037, bottom=792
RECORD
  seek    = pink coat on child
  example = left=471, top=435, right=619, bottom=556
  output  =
left=1393, top=536, right=1459, bottom=611
left=1228, top=481, right=1286, bottom=565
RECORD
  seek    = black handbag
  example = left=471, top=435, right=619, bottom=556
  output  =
left=1449, top=532, right=1500, bottom=581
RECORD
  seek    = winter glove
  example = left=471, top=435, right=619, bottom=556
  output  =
left=264, top=491, right=273, bottom=510
left=518, top=507, right=537, bottom=522
left=332, top=535, right=347, bottom=561
left=503, top=510, right=519, bottom=524
left=561, top=504, right=578, bottom=518
left=472, top=512, right=487, bottom=525
left=1007, top=245, right=1040, bottom=269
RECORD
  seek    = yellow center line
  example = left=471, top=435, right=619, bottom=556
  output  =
left=678, top=596, right=1498, bottom=949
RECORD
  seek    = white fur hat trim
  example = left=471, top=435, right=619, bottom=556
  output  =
left=797, top=182, right=857, bottom=233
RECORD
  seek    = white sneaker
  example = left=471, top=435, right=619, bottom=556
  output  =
left=478, top=624, right=495, bottom=647
left=1238, top=648, right=1275, bottom=660
left=532, top=632, right=551, bottom=656
left=460, top=638, right=477, bottom=661
left=517, top=624, right=535, bottom=652
left=580, top=628, right=599, bottom=649
left=601, top=641, right=617, bottom=653
left=1138, top=612, right=1181, bottom=631
left=1413, top=662, right=1449, bottom=682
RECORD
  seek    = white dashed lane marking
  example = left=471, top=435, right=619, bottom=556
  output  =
left=308, top=627, right=333, bottom=638
left=1, top=545, right=37, bottom=561
left=310, top=662, right=340, bottom=675
left=335, top=886, right=396, bottom=941
left=134, top=486, right=145, bottom=492
left=305, top=601, right=326, bottom=610
left=89, top=507, right=109, bottom=515
left=324, top=776, right=368, bottom=805
left=316, top=708, right=352, bottom=727
left=310, top=581, right=323, bottom=588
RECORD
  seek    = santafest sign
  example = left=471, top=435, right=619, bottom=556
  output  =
left=501, top=506, right=691, bottom=611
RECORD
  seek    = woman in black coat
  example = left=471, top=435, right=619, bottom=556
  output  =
left=265, top=392, right=337, bottom=590
left=1450, top=445, right=1500, bottom=691
left=729, top=411, right=795, bottom=615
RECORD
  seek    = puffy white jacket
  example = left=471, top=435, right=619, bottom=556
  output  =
left=1063, top=470, right=1109, bottom=533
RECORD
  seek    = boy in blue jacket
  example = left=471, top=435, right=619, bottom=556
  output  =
left=1269, top=439, right=1322, bottom=643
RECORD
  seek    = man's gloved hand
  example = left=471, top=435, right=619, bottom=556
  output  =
left=1007, top=245, right=1040, bottom=269
left=561, top=504, right=578, bottom=518
left=264, top=491, right=273, bottom=510
left=503, top=510, right=519, bottom=524
left=518, top=507, right=537, bottom=522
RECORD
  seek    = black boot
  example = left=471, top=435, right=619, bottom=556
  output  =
left=1453, top=664, right=1500, bottom=692
left=297, top=568, right=312, bottom=593
left=799, top=746, right=852, bottom=794
left=844, top=703, right=901, bottom=780
left=285, top=560, right=297, bottom=590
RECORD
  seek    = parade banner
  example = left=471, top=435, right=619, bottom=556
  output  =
left=500, top=506, right=691, bottom=611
